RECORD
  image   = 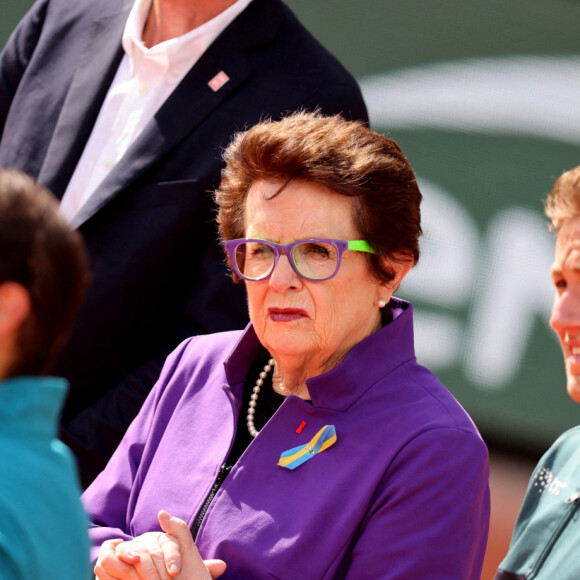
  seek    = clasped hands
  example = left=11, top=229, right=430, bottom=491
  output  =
left=94, top=510, right=226, bottom=580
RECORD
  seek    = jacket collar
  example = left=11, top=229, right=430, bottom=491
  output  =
left=223, top=298, right=416, bottom=413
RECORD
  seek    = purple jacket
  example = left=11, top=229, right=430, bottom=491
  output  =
left=83, top=299, right=490, bottom=579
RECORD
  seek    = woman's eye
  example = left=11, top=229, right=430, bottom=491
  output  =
left=248, top=244, right=272, bottom=258
left=303, top=243, right=332, bottom=260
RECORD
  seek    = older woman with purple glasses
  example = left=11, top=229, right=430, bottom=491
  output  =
left=84, top=112, right=490, bottom=580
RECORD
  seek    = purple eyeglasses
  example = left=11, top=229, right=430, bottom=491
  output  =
left=224, top=238, right=375, bottom=282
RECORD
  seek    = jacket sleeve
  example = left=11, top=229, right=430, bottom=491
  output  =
left=0, top=0, right=49, bottom=138
left=81, top=339, right=193, bottom=564
left=344, top=428, right=490, bottom=580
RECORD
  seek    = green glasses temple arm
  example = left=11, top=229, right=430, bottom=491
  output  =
left=348, top=240, right=376, bottom=254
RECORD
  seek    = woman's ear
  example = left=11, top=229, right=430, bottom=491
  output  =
left=0, top=282, right=31, bottom=338
left=380, top=254, right=414, bottom=297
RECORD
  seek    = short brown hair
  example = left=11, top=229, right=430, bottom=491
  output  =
left=0, top=169, right=88, bottom=376
left=545, top=166, right=580, bottom=233
left=215, top=111, right=422, bottom=285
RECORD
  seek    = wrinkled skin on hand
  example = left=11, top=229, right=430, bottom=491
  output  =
left=94, top=510, right=227, bottom=580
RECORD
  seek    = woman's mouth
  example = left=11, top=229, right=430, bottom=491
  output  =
left=268, top=307, right=308, bottom=322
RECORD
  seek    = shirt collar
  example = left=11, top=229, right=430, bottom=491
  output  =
left=122, top=0, right=254, bottom=76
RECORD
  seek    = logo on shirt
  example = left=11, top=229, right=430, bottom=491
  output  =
left=533, top=467, right=567, bottom=496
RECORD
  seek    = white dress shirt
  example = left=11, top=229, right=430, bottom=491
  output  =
left=60, top=0, right=252, bottom=223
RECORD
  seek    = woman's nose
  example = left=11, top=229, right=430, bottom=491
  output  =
left=268, top=255, right=302, bottom=291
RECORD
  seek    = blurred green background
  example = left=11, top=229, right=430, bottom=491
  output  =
left=3, top=0, right=579, bottom=456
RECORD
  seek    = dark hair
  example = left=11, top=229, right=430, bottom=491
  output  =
left=545, top=166, right=580, bottom=233
left=0, top=169, right=88, bottom=376
left=215, top=111, right=422, bottom=285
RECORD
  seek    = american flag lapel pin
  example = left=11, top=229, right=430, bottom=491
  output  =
left=208, top=71, right=230, bottom=92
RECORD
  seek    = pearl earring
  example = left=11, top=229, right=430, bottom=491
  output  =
left=378, top=299, right=386, bottom=308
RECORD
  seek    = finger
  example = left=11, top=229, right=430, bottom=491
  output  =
left=115, top=541, right=141, bottom=565
left=148, top=541, right=174, bottom=580
left=95, top=539, right=141, bottom=580
left=98, top=538, right=125, bottom=555
left=158, top=533, right=182, bottom=577
left=158, top=510, right=190, bottom=577
left=158, top=511, right=191, bottom=549
left=205, top=559, right=227, bottom=579
left=133, top=551, right=172, bottom=580
left=159, top=510, right=212, bottom=578
left=94, top=566, right=118, bottom=580
left=94, top=548, right=119, bottom=580
left=121, top=540, right=170, bottom=580
left=158, top=511, right=227, bottom=579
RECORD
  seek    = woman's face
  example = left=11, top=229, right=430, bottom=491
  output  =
left=244, top=178, right=406, bottom=372
left=550, top=215, right=580, bottom=403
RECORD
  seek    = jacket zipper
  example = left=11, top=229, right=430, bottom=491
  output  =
left=191, top=463, right=232, bottom=539
left=529, top=490, right=580, bottom=578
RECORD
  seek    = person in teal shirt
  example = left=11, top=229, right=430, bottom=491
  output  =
left=496, top=165, right=580, bottom=580
left=0, top=169, right=91, bottom=580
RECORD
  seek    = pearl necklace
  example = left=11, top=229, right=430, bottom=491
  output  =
left=247, top=358, right=275, bottom=438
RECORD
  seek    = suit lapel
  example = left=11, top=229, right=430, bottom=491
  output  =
left=69, top=0, right=285, bottom=228
left=38, top=6, right=131, bottom=198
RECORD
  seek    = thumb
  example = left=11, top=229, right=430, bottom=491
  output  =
left=205, top=559, right=227, bottom=579
left=158, top=509, right=193, bottom=547
left=158, top=510, right=226, bottom=579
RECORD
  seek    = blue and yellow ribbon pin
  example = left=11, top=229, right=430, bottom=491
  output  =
left=277, top=425, right=337, bottom=470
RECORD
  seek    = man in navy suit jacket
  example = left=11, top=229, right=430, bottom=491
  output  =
left=0, top=0, right=368, bottom=486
